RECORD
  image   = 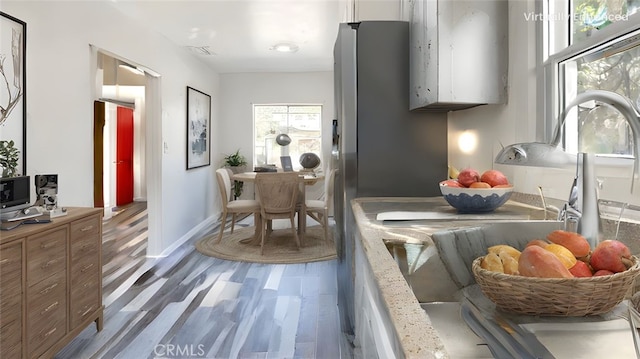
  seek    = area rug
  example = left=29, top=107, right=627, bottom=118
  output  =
left=195, top=226, right=337, bottom=264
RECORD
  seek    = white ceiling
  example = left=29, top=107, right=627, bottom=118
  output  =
left=109, top=0, right=344, bottom=74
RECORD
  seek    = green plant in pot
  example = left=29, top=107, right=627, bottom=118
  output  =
left=0, top=140, right=20, bottom=177
left=222, top=149, right=248, bottom=199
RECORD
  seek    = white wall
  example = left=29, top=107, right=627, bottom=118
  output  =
left=447, top=0, right=640, bottom=207
left=218, top=72, right=334, bottom=199
left=2, top=1, right=221, bottom=255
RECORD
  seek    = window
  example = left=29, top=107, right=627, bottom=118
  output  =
left=544, top=0, right=640, bottom=156
left=253, top=105, right=322, bottom=170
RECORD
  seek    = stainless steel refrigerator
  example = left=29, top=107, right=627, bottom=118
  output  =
left=332, top=21, right=448, bottom=340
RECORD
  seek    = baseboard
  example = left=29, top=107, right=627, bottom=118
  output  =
left=149, top=215, right=218, bottom=258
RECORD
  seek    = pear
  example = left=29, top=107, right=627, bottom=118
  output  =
left=448, top=165, right=460, bottom=179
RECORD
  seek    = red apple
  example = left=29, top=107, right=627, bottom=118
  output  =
left=590, top=240, right=631, bottom=273
left=480, top=170, right=509, bottom=187
left=457, top=168, right=480, bottom=187
left=440, top=179, right=464, bottom=187
left=593, top=269, right=615, bottom=276
left=568, top=260, right=593, bottom=277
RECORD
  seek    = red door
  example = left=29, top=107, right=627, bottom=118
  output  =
left=116, top=106, right=134, bottom=206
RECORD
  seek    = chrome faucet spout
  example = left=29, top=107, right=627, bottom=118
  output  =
left=553, top=90, right=640, bottom=192
left=495, top=89, right=640, bottom=244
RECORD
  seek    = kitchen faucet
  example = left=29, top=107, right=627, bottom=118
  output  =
left=495, top=90, right=640, bottom=248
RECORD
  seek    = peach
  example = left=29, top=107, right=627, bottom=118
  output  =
left=440, top=179, right=464, bottom=188
left=590, top=240, right=632, bottom=273
left=546, top=230, right=591, bottom=257
left=457, top=168, right=480, bottom=187
left=469, top=181, right=491, bottom=188
left=518, top=245, right=573, bottom=278
left=569, top=260, right=593, bottom=277
left=480, top=169, right=509, bottom=187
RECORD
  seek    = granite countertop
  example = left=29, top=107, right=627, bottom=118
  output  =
left=350, top=197, right=551, bottom=358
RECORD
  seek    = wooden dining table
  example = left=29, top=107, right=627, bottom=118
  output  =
left=231, top=171, right=324, bottom=245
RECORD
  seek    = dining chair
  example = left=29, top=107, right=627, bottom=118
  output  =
left=215, top=168, right=260, bottom=243
left=254, top=172, right=301, bottom=255
left=305, top=168, right=336, bottom=241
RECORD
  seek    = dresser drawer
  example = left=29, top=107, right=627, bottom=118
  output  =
left=1, top=241, right=23, bottom=302
left=70, top=289, right=101, bottom=329
left=71, top=253, right=100, bottom=286
left=0, top=241, right=22, bottom=275
left=27, top=308, right=66, bottom=359
left=1, top=312, right=22, bottom=359
left=27, top=270, right=66, bottom=323
left=27, top=227, right=67, bottom=285
left=70, top=214, right=101, bottom=242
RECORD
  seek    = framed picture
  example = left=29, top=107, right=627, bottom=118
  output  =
left=186, top=86, right=211, bottom=169
left=0, top=12, right=26, bottom=176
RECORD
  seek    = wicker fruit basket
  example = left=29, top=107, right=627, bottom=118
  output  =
left=471, top=256, right=640, bottom=316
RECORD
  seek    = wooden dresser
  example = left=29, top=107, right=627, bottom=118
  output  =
left=0, top=207, right=104, bottom=359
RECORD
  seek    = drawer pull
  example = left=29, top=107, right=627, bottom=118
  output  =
left=0, top=258, right=9, bottom=264
left=41, top=301, right=59, bottom=315
left=39, top=283, right=59, bottom=294
left=41, top=258, right=59, bottom=269
left=81, top=263, right=94, bottom=272
left=83, top=280, right=95, bottom=288
left=81, top=243, right=93, bottom=251
left=42, top=327, right=57, bottom=339
left=80, top=225, right=94, bottom=232
left=80, top=306, right=95, bottom=317
left=40, top=241, right=56, bottom=249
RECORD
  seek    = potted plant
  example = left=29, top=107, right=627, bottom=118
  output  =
left=222, top=149, right=248, bottom=199
left=0, top=140, right=20, bottom=177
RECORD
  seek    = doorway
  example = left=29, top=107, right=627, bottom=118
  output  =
left=92, top=47, right=163, bottom=256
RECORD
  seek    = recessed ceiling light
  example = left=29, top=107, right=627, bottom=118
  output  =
left=270, top=43, right=299, bottom=53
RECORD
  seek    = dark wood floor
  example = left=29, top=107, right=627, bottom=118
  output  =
left=56, top=202, right=348, bottom=358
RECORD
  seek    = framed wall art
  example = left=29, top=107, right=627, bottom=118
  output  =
left=186, top=86, right=211, bottom=170
left=0, top=12, right=26, bottom=177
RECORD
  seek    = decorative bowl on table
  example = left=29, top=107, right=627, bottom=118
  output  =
left=472, top=256, right=640, bottom=316
left=439, top=182, right=513, bottom=213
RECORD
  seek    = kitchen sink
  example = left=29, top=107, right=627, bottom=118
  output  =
left=387, top=221, right=639, bottom=358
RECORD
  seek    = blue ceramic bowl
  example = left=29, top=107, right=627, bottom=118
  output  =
left=439, top=183, right=513, bottom=213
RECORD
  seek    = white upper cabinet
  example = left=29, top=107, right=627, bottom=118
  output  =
left=409, top=0, right=508, bottom=111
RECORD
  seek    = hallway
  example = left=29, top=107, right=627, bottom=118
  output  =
left=56, top=203, right=347, bottom=358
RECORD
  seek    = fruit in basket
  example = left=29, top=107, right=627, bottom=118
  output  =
left=569, top=260, right=593, bottom=277
left=457, top=168, right=481, bottom=187
left=544, top=244, right=578, bottom=269
left=480, top=252, right=505, bottom=273
left=546, top=230, right=591, bottom=257
left=488, top=245, right=521, bottom=260
left=594, top=269, right=615, bottom=276
left=518, top=245, right=574, bottom=278
left=480, top=170, right=509, bottom=187
left=498, top=251, right=519, bottom=275
left=526, top=239, right=549, bottom=248
left=590, top=240, right=632, bottom=273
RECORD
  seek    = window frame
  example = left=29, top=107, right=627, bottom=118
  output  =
left=542, top=4, right=640, bottom=164
left=252, top=103, right=323, bottom=170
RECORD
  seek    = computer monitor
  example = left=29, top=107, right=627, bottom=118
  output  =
left=280, top=156, right=293, bottom=172
left=1, top=175, right=31, bottom=220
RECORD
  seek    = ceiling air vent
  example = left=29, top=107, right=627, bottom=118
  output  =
left=186, top=46, right=216, bottom=56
